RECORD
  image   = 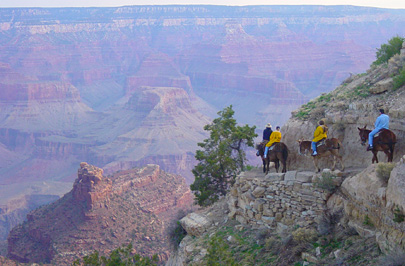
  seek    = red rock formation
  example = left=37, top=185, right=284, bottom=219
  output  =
left=7, top=163, right=193, bottom=265
left=1, top=5, right=405, bottom=242
left=72, top=162, right=112, bottom=210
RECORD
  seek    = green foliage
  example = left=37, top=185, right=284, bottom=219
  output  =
left=170, top=221, right=187, bottom=248
left=393, top=207, right=405, bottom=223
left=393, top=67, right=405, bottom=91
left=190, top=105, right=257, bottom=206
left=363, top=215, right=374, bottom=227
left=205, top=235, right=238, bottom=266
left=345, top=84, right=370, bottom=98
left=373, top=36, right=405, bottom=66
left=196, top=226, right=275, bottom=266
left=376, top=162, right=395, bottom=184
left=292, top=228, right=318, bottom=244
left=314, top=172, right=338, bottom=193
left=72, top=244, right=159, bottom=266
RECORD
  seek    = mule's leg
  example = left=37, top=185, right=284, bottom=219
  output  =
left=266, top=159, right=270, bottom=175
left=282, top=159, right=287, bottom=173
left=331, top=154, right=336, bottom=171
left=372, top=151, right=378, bottom=164
left=313, top=158, right=320, bottom=172
left=275, top=160, right=279, bottom=173
left=337, top=155, right=345, bottom=171
left=262, top=159, right=266, bottom=173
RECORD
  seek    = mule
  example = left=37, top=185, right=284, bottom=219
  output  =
left=357, top=126, right=396, bottom=163
left=255, top=142, right=288, bottom=174
left=297, top=138, right=344, bottom=172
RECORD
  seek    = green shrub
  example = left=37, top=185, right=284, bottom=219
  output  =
left=292, top=228, right=318, bottom=243
left=170, top=221, right=187, bottom=248
left=314, top=172, right=338, bottom=193
left=205, top=235, right=238, bottom=266
left=376, top=163, right=395, bottom=184
left=72, top=244, right=159, bottom=266
left=393, top=67, right=405, bottom=91
left=363, top=215, right=374, bottom=227
left=393, top=207, right=405, bottom=223
left=373, top=36, right=405, bottom=66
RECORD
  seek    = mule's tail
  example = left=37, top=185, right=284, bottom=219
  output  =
left=388, top=141, right=395, bottom=161
left=282, top=145, right=289, bottom=162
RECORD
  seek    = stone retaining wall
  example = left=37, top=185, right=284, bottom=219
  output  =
left=228, top=170, right=342, bottom=229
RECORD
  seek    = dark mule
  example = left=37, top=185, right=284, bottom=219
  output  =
left=297, top=138, right=344, bottom=172
left=357, top=126, right=396, bottom=163
left=255, top=142, right=288, bottom=174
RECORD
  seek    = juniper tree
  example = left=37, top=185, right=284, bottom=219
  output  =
left=373, top=35, right=405, bottom=66
left=190, top=105, right=257, bottom=206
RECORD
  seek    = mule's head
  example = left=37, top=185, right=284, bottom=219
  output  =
left=297, top=139, right=307, bottom=155
left=357, top=125, right=370, bottom=146
left=255, top=142, right=264, bottom=156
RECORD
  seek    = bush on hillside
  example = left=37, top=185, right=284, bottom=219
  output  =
left=393, top=67, right=405, bottom=91
left=72, top=244, right=159, bottom=266
left=376, top=162, right=395, bottom=184
left=373, top=36, right=405, bottom=66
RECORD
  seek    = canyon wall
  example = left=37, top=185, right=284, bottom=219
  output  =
left=1, top=5, right=405, bottom=240
left=7, top=162, right=193, bottom=264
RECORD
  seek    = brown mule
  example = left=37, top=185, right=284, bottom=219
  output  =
left=255, top=142, right=289, bottom=174
left=297, top=138, right=344, bottom=173
left=358, top=126, right=396, bottom=163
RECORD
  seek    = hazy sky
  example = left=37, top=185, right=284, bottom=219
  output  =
left=1, top=0, right=405, bottom=9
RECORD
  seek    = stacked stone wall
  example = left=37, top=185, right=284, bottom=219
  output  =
left=228, top=170, right=341, bottom=229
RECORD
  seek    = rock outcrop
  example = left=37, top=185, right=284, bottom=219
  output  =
left=2, top=5, right=405, bottom=242
left=7, top=163, right=193, bottom=264
left=328, top=157, right=405, bottom=253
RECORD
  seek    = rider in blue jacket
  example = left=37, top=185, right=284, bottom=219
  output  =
left=367, top=109, right=389, bottom=151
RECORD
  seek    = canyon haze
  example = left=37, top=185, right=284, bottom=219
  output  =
left=1, top=5, right=405, bottom=243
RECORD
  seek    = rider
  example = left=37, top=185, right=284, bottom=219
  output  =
left=262, top=123, right=273, bottom=144
left=367, top=108, right=389, bottom=151
left=264, top=126, right=281, bottom=158
left=311, top=120, right=327, bottom=156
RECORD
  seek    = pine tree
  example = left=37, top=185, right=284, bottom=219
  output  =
left=190, top=105, right=257, bottom=206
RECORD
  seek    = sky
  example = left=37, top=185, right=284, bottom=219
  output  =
left=0, top=0, right=405, bottom=9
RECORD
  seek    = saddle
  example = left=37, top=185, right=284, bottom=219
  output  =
left=316, top=139, right=326, bottom=148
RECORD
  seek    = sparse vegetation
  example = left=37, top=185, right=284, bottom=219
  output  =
left=169, top=221, right=187, bottom=248
left=376, top=162, right=395, bottom=184
left=393, top=207, right=405, bottom=223
left=313, top=172, right=338, bottom=193
left=292, top=227, right=318, bottom=243
left=72, top=244, right=159, bottom=266
left=372, top=36, right=405, bottom=66
left=392, top=67, right=405, bottom=91
left=363, top=215, right=374, bottom=227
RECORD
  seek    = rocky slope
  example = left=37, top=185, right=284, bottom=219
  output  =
left=7, top=162, right=193, bottom=264
left=281, top=43, right=405, bottom=171
left=167, top=43, right=405, bottom=265
left=2, top=5, right=405, bottom=241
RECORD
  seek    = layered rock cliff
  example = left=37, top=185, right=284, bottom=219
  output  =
left=7, top=162, right=193, bottom=264
left=167, top=42, right=405, bottom=265
left=2, top=5, right=405, bottom=241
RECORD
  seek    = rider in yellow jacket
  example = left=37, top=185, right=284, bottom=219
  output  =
left=312, top=120, right=327, bottom=156
left=264, top=126, right=281, bottom=158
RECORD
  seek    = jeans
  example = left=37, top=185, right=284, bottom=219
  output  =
left=311, top=141, right=317, bottom=153
left=368, top=128, right=380, bottom=146
left=264, top=146, right=269, bottom=158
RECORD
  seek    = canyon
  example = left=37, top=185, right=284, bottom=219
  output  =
left=1, top=5, right=405, bottom=244
left=7, top=162, right=193, bottom=264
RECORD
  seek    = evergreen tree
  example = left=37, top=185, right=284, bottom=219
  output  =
left=373, top=35, right=405, bottom=66
left=190, top=105, right=257, bottom=206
